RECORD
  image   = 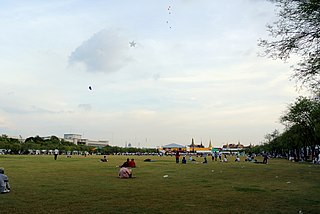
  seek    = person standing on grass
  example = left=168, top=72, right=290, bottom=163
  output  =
left=263, top=153, right=268, bottom=164
left=215, top=152, right=218, bottom=161
left=0, top=168, right=11, bottom=194
left=54, top=148, right=59, bottom=160
left=175, top=151, right=180, bottom=163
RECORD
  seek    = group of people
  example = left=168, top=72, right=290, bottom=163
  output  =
left=175, top=151, right=235, bottom=164
left=118, top=158, right=136, bottom=179
left=173, top=152, right=272, bottom=164
left=181, top=155, right=208, bottom=164
left=244, top=154, right=269, bottom=164
left=0, top=168, right=11, bottom=194
left=176, top=152, right=204, bottom=164
left=120, top=158, right=136, bottom=168
left=312, top=154, right=320, bottom=164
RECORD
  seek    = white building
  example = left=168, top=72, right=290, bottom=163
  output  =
left=64, top=134, right=82, bottom=144
left=63, top=134, right=109, bottom=148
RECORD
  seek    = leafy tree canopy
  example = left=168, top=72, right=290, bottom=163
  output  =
left=259, top=0, right=320, bottom=92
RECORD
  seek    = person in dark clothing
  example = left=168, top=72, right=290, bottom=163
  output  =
left=175, top=151, right=180, bottom=163
left=121, top=158, right=130, bottom=167
left=203, top=157, right=208, bottom=164
left=182, top=157, right=187, bottom=164
left=263, top=154, right=269, bottom=164
left=100, top=155, right=108, bottom=162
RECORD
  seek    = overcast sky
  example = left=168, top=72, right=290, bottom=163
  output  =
left=0, top=0, right=304, bottom=148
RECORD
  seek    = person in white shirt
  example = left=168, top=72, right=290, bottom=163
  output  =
left=54, top=149, right=59, bottom=160
left=0, top=168, right=11, bottom=194
left=235, top=156, right=240, bottom=162
left=118, top=167, right=132, bottom=179
left=223, top=155, right=228, bottom=162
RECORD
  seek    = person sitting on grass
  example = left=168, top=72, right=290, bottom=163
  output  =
left=189, top=155, right=196, bottom=161
left=100, top=155, right=108, bottom=162
left=223, top=155, right=228, bottom=162
left=118, top=167, right=132, bottom=179
left=235, top=156, right=240, bottom=162
left=120, top=158, right=130, bottom=167
left=203, top=157, right=208, bottom=164
left=182, top=157, right=187, bottom=164
left=128, top=159, right=136, bottom=168
left=0, top=168, right=11, bottom=194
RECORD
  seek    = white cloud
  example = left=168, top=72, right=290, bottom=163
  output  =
left=69, top=29, right=133, bottom=73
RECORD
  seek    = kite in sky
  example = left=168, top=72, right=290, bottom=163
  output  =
left=129, top=41, right=136, bottom=47
left=167, top=5, right=172, bottom=29
left=89, top=86, right=92, bottom=90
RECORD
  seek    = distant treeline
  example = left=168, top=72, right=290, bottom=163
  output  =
left=245, top=96, right=320, bottom=162
left=0, top=135, right=157, bottom=155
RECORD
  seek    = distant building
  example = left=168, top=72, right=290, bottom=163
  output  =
left=222, top=142, right=245, bottom=154
left=161, top=143, right=187, bottom=152
left=64, top=134, right=82, bottom=144
left=187, top=139, right=213, bottom=154
left=84, top=140, right=109, bottom=148
left=63, top=133, right=109, bottom=148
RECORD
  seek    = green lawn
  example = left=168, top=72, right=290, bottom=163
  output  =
left=0, top=155, right=319, bottom=214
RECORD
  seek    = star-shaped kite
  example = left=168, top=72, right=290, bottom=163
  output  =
left=129, top=41, right=136, bottom=47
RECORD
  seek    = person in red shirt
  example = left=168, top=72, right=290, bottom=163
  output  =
left=128, top=158, right=136, bottom=168
left=175, top=151, right=180, bottom=163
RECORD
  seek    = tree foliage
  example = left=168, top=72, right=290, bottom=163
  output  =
left=259, top=0, right=320, bottom=92
left=0, top=135, right=157, bottom=155
left=253, top=96, right=320, bottom=160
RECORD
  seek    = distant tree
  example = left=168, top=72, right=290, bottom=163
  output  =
left=264, top=129, right=280, bottom=143
left=281, top=96, right=320, bottom=159
left=49, top=135, right=61, bottom=144
left=283, top=124, right=306, bottom=161
left=0, top=134, right=8, bottom=141
left=8, top=143, right=21, bottom=154
left=245, top=144, right=265, bottom=155
left=33, top=135, right=44, bottom=144
left=25, top=137, right=35, bottom=143
left=259, top=0, right=320, bottom=92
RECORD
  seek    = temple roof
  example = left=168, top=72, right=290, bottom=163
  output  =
left=162, top=143, right=186, bottom=148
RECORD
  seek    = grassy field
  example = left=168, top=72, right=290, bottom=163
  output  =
left=0, top=154, right=319, bottom=214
